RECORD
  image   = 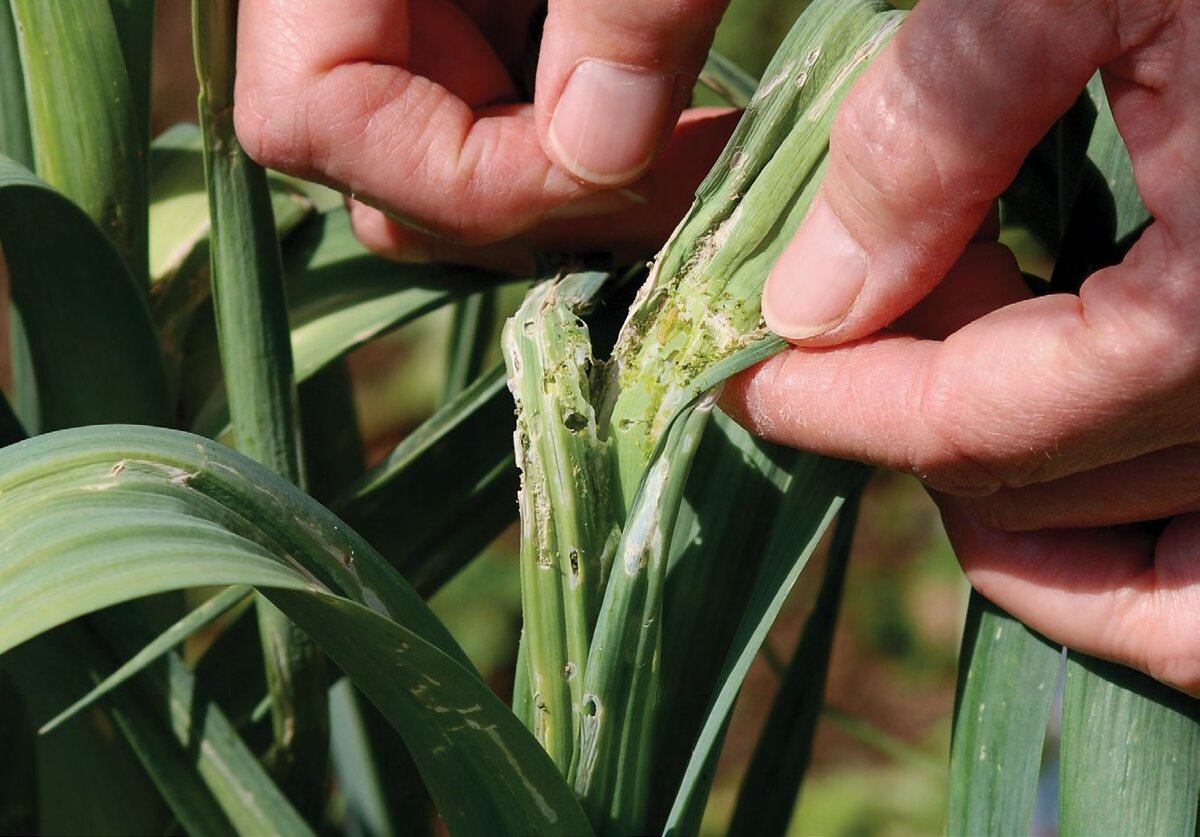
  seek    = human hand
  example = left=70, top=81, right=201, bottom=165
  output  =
left=233, top=0, right=739, bottom=270
left=722, top=0, right=1200, bottom=693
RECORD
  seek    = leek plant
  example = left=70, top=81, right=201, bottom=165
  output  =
left=0, top=0, right=1195, bottom=835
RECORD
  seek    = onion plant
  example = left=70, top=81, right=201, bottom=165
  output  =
left=0, top=0, right=1195, bottom=835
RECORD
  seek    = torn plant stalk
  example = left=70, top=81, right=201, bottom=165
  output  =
left=504, top=0, right=904, bottom=831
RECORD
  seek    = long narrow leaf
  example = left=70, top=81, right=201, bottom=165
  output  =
left=0, top=425, right=591, bottom=835
left=444, top=290, right=497, bottom=401
left=40, top=586, right=252, bottom=735
left=11, top=0, right=147, bottom=279
left=1059, top=654, right=1200, bottom=835
left=699, top=50, right=758, bottom=109
left=193, top=0, right=327, bottom=803
left=1052, top=74, right=1150, bottom=292
left=664, top=452, right=866, bottom=834
left=0, top=0, right=31, bottom=167
left=149, top=122, right=312, bottom=281
left=572, top=396, right=714, bottom=832
left=71, top=615, right=314, bottom=837
left=105, top=0, right=153, bottom=152
left=946, top=594, right=1060, bottom=835
left=0, top=156, right=170, bottom=428
left=333, top=366, right=517, bottom=594
left=329, top=679, right=396, bottom=837
left=187, top=207, right=505, bottom=437
left=12, top=627, right=170, bottom=835
left=729, top=496, right=861, bottom=835
left=649, top=413, right=799, bottom=828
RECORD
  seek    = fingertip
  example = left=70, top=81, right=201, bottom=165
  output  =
left=545, top=59, right=676, bottom=186
left=762, top=199, right=867, bottom=342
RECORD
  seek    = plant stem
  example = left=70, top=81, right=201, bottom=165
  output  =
left=192, top=0, right=328, bottom=813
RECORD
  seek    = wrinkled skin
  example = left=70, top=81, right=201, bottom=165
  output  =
left=235, top=0, right=1200, bottom=695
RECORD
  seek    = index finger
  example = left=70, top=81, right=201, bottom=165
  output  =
left=724, top=223, right=1200, bottom=495
left=235, top=0, right=595, bottom=244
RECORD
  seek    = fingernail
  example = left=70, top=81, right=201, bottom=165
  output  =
left=549, top=60, right=674, bottom=186
left=763, top=200, right=867, bottom=339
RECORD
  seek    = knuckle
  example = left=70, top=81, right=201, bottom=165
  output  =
left=905, top=359, right=1006, bottom=495
left=233, top=74, right=304, bottom=171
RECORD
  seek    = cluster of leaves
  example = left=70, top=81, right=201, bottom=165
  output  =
left=0, top=0, right=1197, bottom=835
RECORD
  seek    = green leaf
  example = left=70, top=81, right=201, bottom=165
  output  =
left=193, top=0, right=328, bottom=793
left=663, top=452, right=866, bottom=835
left=649, top=413, right=800, bottom=828
left=0, top=155, right=170, bottom=429
left=0, top=0, right=32, bottom=168
left=284, top=209, right=506, bottom=382
left=444, top=290, right=498, bottom=401
left=299, top=359, right=366, bottom=504
left=40, top=586, right=252, bottom=735
left=0, top=425, right=591, bottom=836
left=946, top=594, right=1060, bottom=836
left=105, top=0, right=153, bottom=152
left=699, top=50, right=758, bottom=109
left=187, top=207, right=508, bottom=438
left=70, top=614, right=314, bottom=837
left=333, top=364, right=518, bottom=595
left=329, top=679, right=396, bottom=837
left=728, top=496, right=860, bottom=835
left=572, top=395, right=714, bottom=833
left=11, top=0, right=147, bottom=279
left=149, top=123, right=313, bottom=283
left=1052, top=74, right=1151, bottom=292
left=1059, top=653, right=1200, bottom=835
left=11, top=627, right=170, bottom=836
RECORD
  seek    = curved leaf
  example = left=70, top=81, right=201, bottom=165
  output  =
left=333, top=364, right=518, bottom=595
left=284, top=209, right=506, bottom=381
left=0, top=425, right=590, bottom=836
left=188, top=208, right=510, bottom=437
left=0, top=155, right=170, bottom=428
left=11, top=0, right=147, bottom=277
left=729, top=496, right=860, bottom=835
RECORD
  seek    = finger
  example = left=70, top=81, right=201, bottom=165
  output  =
left=236, top=0, right=594, bottom=245
left=348, top=107, right=739, bottom=270
left=941, top=500, right=1200, bottom=695
left=889, top=238, right=1027, bottom=340
left=535, top=0, right=729, bottom=186
left=404, top=0, right=517, bottom=106
left=725, top=241, right=1030, bottom=492
left=961, top=442, right=1200, bottom=531
left=728, top=219, right=1200, bottom=495
left=761, top=0, right=1173, bottom=343
left=452, top=0, right=544, bottom=75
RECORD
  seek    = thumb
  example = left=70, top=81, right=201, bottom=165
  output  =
left=535, top=0, right=728, bottom=186
left=763, top=0, right=1138, bottom=344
